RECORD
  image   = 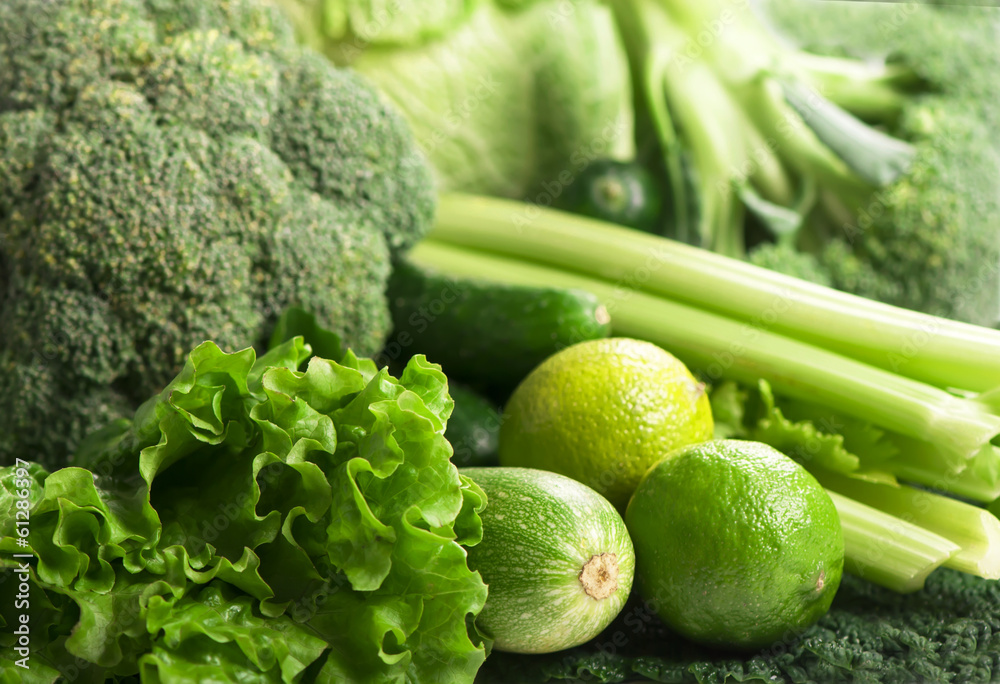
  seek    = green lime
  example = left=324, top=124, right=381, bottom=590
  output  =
left=625, top=439, right=843, bottom=651
left=498, top=338, right=713, bottom=510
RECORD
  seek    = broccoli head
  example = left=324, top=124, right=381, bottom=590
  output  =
left=0, top=0, right=435, bottom=467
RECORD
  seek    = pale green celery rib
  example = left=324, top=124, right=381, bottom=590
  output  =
left=412, top=240, right=1000, bottom=468
left=826, top=490, right=958, bottom=593
left=432, top=193, right=1000, bottom=393
left=818, top=471, right=1000, bottom=580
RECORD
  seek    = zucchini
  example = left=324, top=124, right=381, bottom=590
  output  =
left=387, top=260, right=611, bottom=390
left=446, top=384, right=501, bottom=468
left=460, top=467, right=635, bottom=654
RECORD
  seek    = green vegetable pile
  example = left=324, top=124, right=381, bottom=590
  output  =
left=1, top=0, right=1000, bottom=681
left=276, top=0, right=1000, bottom=327
left=0, top=338, right=487, bottom=681
left=407, top=193, right=1000, bottom=683
left=0, top=0, right=433, bottom=468
left=415, top=193, right=1000, bottom=593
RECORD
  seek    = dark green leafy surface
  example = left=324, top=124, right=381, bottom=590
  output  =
left=477, top=570, right=1000, bottom=683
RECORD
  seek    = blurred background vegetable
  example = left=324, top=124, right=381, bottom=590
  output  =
left=276, top=0, right=1000, bottom=328
left=277, top=0, right=635, bottom=199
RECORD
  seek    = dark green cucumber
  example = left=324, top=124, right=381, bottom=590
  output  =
left=445, top=384, right=501, bottom=468
left=386, top=260, right=611, bottom=389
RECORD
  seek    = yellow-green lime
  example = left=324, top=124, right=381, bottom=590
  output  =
left=625, top=439, right=844, bottom=651
left=498, top=338, right=713, bottom=510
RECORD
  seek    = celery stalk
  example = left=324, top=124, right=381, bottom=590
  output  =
left=431, top=193, right=1000, bottom=393
left=411, top=240, right=1000, bottom=473
left=826, top=491, right=959, bottom=593
left=818, top=472, right=1000, bottom=580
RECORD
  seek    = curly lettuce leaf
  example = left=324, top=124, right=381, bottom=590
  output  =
left=0, top=338, right=486, bottom=683
left=708, top=380, right=749, bottom=440
left=139, top=582, right=327, bottom=684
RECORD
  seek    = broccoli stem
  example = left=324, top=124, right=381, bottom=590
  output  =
left=616, top=0, right=693, bottom=244
left=607, top=0, right=915, bottom=261
left=792, top=52, right=917, bottom=124
left=826, top=490, right=959, bottom=593
left=610, top=0, right=756, bottom=255
left=433, top=193, right=1000, bottom=393
left=640, top=55, right=692, bottom=244
left=817, top=471, right=1000, bottom=580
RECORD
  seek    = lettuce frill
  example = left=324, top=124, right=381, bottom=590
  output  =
left=0, top=338, right=487, bottom=683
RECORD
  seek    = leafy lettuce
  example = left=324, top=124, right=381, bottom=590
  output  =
left=0, top=338, right=487, bottom=683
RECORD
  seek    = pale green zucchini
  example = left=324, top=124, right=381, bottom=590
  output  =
left=460, top=467, right=635, bottom=653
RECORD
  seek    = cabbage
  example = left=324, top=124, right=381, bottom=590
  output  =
left=280, top=0, right=635, bottom=199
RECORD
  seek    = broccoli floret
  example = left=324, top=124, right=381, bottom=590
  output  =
left=748, top=242, right=832, bottom=288
left=819, top=99, right=1000, bottom=323
left=0, top=0, right=434, bottom=468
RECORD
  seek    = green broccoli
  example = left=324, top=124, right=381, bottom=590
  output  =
left=760, top=0, right=1000, bottom=326
left=0, top=0, right=434, bottom=468
left=747, top=241, right=832, bottom=287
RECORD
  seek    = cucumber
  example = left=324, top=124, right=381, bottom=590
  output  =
left=460, top=467, right=635, bottom=654
left=386, top=260, right=611, bottom=390
left=446, top=384, right=501, bottom=468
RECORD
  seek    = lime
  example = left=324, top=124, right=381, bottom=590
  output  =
left=625, top=439, right=844, bottom=651
left=498, top=338, right=713, bottom=510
